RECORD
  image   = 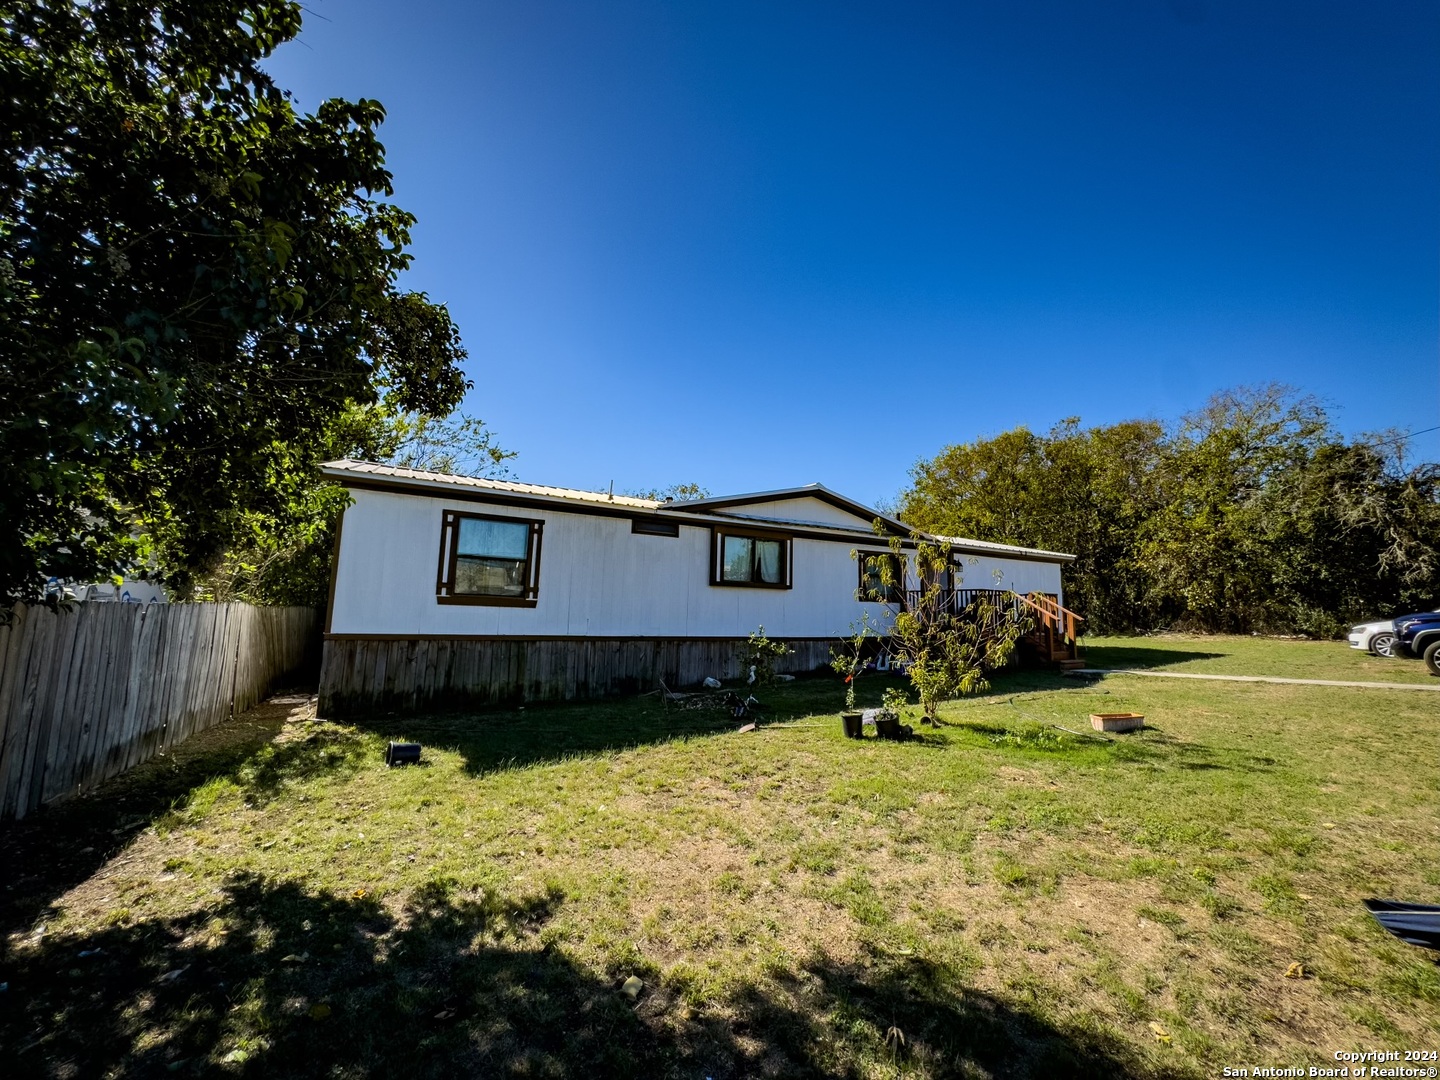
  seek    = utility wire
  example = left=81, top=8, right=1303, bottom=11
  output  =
left=1355, top=424, right=1440, bottom=448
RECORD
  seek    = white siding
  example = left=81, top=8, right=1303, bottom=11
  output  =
left=712, top=496, right=877, bottom=530
left=954, top=553, right=1064, bottom=606
left=329, top=489, right=1069, bottom=639
left=330, top=490, right=903, bottom=638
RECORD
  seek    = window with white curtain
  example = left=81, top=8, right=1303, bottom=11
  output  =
left=714, top=530, right=791, bottom=588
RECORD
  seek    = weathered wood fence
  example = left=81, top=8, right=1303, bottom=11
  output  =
left=0, top=603, right=318, bottom=821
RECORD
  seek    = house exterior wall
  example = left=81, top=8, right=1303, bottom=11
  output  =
left=952, top=552, right=1065, bottom=602
left=328, top=488, right=914, bottom=640
left=320, top=486, right=1068, bottom=714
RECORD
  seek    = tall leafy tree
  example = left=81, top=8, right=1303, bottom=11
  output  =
left=0, top=0, right=471, bottom=607
left=1138, top=386, right=1332, bottom=631
left=192, top=406, right=516, bottom=606
left=1323, top=439, right=1440, bottom=618
left=626, top=483, right=712, bottom=502
left=901, top=417, right=1165, bottom=632
left=1142, top=390, right=1440, bottom=633
left=900, top=385, right=1439, bottom=635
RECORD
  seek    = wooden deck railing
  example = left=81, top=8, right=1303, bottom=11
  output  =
left=899, top=588, right=1084, bottom=644
left=1016, top=591, right=1084, bottom=644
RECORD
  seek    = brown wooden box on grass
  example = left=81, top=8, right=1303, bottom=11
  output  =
left=1090, top=712, right=1145, bottom=733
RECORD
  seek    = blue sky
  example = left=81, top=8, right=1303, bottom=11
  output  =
left=265, top=0, right=1440, bottom=505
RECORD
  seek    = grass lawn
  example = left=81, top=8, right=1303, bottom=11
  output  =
left=1084, top=632, right=1440, bottom=684
left=2, top=637, right=1437, bottom=1078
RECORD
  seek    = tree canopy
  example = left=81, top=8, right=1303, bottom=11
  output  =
left=192, top=404, right=516, bottom=607
left=900, top=386, right=1440, bottom=635
left=626, top=482, right=712, bottom=502
left=1, top=0, right=471, bottom=607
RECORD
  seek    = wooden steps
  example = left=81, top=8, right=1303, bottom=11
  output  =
left=892, top=587, right=1086, bottom=672
left=1016, top=592, right=1085, bottom=670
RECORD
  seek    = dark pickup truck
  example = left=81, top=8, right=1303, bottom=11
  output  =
left=1395, top=612, right=1440, bottom=676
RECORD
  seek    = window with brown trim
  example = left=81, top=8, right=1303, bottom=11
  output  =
left=711, top=528, right=792, bottom=588
left=436, top=510, right=542, bottom=606
left=632, top=518, right=680, bottom=537
left=857, top=551, right=904, bottom=603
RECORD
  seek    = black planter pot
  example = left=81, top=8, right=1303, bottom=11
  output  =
left=841, top=711, right=864, bottom=739
left=874, top=716, right=902, bottom=741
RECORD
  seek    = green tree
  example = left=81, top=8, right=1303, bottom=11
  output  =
left=864, top=532, right=1029, bottom=722
left=901, top=385, right=1438, bottom=636
left=1138, top=386, right=1332, bottom=632
left=1322, top=439, right=1440, bottom=618
left=626, top=483, right=712, bottom=502
left=1, top=0, right=470, bottom=607
left=381, top=412, right=516, bottom=479
left=184, top=405, right=514, bottom=606
left=901, top=417, right=1165, bottom=632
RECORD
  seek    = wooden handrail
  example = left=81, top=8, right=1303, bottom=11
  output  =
left=1021, top=591, right=1084, bottom=643
left=896, top=588, right=1083, bottom=645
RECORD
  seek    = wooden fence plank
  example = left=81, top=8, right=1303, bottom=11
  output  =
left=113, top=605, right=149, bottom=777
left=47, top=604, right=102, bottom=802
left=125, top=603, right=168, bottom=773
left=101, top=604, right=147, bottom=783
left=28, top=610, right=80, bottom=812
left=0, top=606, right=43, bottom=819
left=78, top=605, right=121, bottom=791
left=7, top=609, right=51, bottom=817
left=70, top=602, right=122, bottom=794
left=0, top=603, right=317, bottom=820
left=0, top=607, right=37, bottom=817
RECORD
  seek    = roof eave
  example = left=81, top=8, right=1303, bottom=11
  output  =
left=938, top=538, right=1078, bottom=563
left=318, top=463, right=1073, bottom=562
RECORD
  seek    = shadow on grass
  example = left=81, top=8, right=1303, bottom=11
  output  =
left=346, top=672, right=915, bottom=779
left=0, top=873, right=1184, bottom=1079
left=0, top=676, right=890, bottom=942
left=1130, top=728, right=1285, bottom=775
left=1079, top=643, right=1225, bottom=670
left=943, top=711, right=1285, bottom=782
left=0, top=696, right=321, bottom=942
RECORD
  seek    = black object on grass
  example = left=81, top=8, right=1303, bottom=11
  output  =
left=385, top=742, right=422, bottom=767
left=1364, top=899, right=1440, bottom=951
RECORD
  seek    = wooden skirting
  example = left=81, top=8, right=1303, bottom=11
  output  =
left=318, top=636, right=839, bottom=718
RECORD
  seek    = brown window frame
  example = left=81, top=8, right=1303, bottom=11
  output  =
left=709, top=526, right=793, bottom=590
left=632, top=518, right=680, bottom=537
left=436, top=509, right=543, bottom=607
left=857, top=551, right=904, bottom=604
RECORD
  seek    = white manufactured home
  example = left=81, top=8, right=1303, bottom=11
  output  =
left=317, top=460, right=1075, bottom=715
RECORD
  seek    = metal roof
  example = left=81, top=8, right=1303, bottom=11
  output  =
left=934, top=535, right=1077, bottom=562
left=318, top=460, right=1075, bottom=562
left=667, top=483, right=912, bottom=536
left=318, top=460, right=662, bottom=509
